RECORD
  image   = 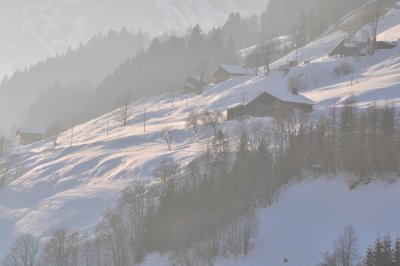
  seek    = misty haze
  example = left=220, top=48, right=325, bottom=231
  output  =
left=0, top=0, right=400, bottom=265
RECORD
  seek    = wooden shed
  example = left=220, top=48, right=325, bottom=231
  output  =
left=16, top=128, right=45, bottom=145
left=227, top=90, right=314, bottom=121
left=183, top=75, right=207, bottom=94
left=213, top=65, right=253, bottom=83
left=329, top=40, right=366, bottom=57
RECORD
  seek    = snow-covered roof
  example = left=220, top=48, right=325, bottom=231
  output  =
left=188, top=75, right=203, bottom=82
left=183, top=83, right=196, bottom=89
left=219, top=65, right=252, bottom=75
left=242, top=77, right=315, bottom=106
left=342, top=41, right=365, bottom=48
left=17, top=128, right=46, bottom=135
left=228, top=103, right=244, bottom=109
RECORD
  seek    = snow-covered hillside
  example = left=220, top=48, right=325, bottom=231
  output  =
left=143, top=178, right=400, bottom=266
left=0, top=0, right=267, bottom=79
left=1, top=4, right=400, bottom=265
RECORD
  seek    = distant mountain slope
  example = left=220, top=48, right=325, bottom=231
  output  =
left=1, top=4, right=400, bottom=258
left=1, top=2, right=400, bottom=264
left=0, top=0, right=267, bottom=79
left=0, top=29, right=147, bottom=133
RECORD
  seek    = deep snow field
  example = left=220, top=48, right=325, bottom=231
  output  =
left=1, top=5, right=400, bottom=265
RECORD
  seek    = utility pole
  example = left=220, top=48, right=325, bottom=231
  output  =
left=351, top=68, right=354, bottom=86
left=106, top=118, right=109, bottom=136
left=295, top=30, right=299, bottom=63
left=70, top=123, right=74, bottom=147
left=143, top=107, right=146, bottom=132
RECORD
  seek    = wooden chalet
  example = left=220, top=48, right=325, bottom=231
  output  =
left=213, top=65, right=252, bottom=83
left=227, top=90, right=314, bottom=120
left=329, top=40, right=367, bottom=57
left=16, top=128, right=45, bottom=145
left=183, top=75, right=207, bottom=94
left=375, top=41, right=397, bottom=50
left=329, top=40, right=396, bottom=57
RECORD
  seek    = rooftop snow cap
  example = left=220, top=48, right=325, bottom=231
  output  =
left=17, top=128, right=46, bottom=135
left=219, top=65, right=251, bottom=75
left=242, top=77, right=315, bottom=106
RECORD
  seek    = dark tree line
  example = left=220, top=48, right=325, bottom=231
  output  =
left=363, top=235, right=400, bottom=266
left=319, top=227, right=400, bottom=266
left=2, top=0, right=374, bottom=136
left=0, top=29, right=148, bottom=133
left=260, top=0, right=371, bottom=46
left=275, top=98, right=400, bottom=183
left=5, top=98, right=400, bottom=265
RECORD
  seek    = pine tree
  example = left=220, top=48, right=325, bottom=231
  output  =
left=380, top=104, right=397, bottom=172
left=374, top=236, right=385, bottom=266
left=382, top=234, right=394, bottom=266
left=327, top=105, right=338, bottom=172
left=223, top=35, right=238, bottom=64
left=366, top=102, right=381, bottom=176
left=393, top=238, right=400, bottom=266
left=339, top=95, right=357, bottom=171
left=363, top=247, right=375, bottom=266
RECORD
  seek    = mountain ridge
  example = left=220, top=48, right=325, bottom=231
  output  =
left=0, top=0, right=267, bottom=79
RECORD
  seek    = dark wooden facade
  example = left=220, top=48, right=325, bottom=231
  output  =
left=329, top=41, right=364, bottom=57
left=227, top=92, right=313, bottom=120
left=16, top=129, right=45, bottom=145
left=375, top=41, right=397, bottom=50
left=183, top=75, right=207, bottom=94
left=213, top=66, right=248, bottom=83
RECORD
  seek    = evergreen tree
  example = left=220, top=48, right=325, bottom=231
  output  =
left=382, top=234, right=394, bottom=266
left=364, top=247, right=375, bottom=266
left=339, top=95, right=357, bottom=171
left=374, top=236, right=385, bottom=266
left=223, top=35, right=238, bottom=64
left=393, top=238, right=400, bottom=266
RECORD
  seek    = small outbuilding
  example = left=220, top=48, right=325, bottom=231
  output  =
left=183, top=75, right=207, bottom=94
left=329, top=40, right=367, bottom=57
left=375, top=41, right=397, bottom=50
left=227, top=88, right=314, bottom=120
left=213, top=65, right=253, bottom=83
left=16, top=128, right=45, bottom=145
left=329, top=40, right=396, bottom=58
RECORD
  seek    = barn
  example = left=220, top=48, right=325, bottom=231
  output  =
left=329, top=40, right=367, bottom=57
left=183, top=75, right=207, bottom=94
left=213, top=65, right=253, bottom=83
left=16, top=128, right=45, bottom=145
left=227, top=89, right=314, bottom=120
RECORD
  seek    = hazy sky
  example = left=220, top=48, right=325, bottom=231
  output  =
left=0, top=0, right=267, bottom=79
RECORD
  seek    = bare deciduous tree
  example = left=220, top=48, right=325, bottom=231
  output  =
left=96, top=206, right=129, bottom=266
left=116, top=103, right=130, bottom=127
left=161, top=127, right=173, bottom=151
left=222, top=211, right=258, bottom=258
left=364, top=0, right=384, bottom=54
left=0, top=136, right=7, bottom=158
left=201, top=110, right=223, bottom=134
left=335, top=225, right=358, bottom=266
left=47, top=121, right=62, bottom=147
left=1, top=234, right=40, bottom=266
left=152, top=157, right=180, bottom=185
left=42, top=229, right=80, bottom=266
left=186, top=111, right=200, bottom=134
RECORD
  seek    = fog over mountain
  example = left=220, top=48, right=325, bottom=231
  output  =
left=0, top=0, right=267, bottom=79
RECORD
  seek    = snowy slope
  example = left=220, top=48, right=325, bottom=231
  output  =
left=1, top=5, right=400, bottom=265
left=220, top=178, right=400, bottom=266
left=0, top=0, right=267, bottom=79
left=143, top=178, right=400, bottom=266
